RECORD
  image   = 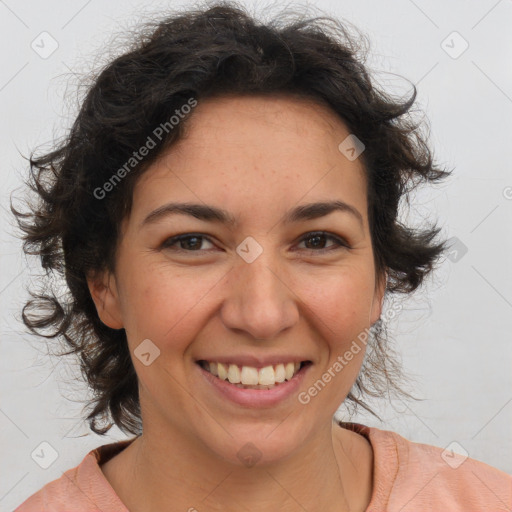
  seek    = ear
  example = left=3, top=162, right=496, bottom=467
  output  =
left=87, top=270, right=124, bottom=330
left=369, top=270, right=387, bottom=326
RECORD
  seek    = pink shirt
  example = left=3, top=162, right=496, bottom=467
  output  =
left=15, top=422, right=512, bottom=511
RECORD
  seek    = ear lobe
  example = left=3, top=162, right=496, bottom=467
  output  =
left=87, top=271, right=124, bottom=330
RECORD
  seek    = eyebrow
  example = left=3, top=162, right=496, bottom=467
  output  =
left=141, top=200, right=364, bottom=229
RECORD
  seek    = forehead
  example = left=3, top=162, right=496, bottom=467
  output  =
left=174, top=94, right=359, bottom=163
left=131, top=94, right=368, bottom=225
left=184, top=93, right=345, bottom=136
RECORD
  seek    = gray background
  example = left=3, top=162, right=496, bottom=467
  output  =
left=1, top=0, right=511, bottom=510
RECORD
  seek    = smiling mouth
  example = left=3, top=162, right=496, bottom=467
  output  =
left=197, top=360, right=312, bottom=389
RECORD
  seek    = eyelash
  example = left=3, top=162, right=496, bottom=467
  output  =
left=160, top=231, right=350, bottom=254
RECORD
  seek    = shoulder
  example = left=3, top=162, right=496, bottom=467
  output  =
left=14, top=440, right=133, bottom=512
left=389, top=429, right=511, bottom=511
left=342, top=422, right=512, bottom=511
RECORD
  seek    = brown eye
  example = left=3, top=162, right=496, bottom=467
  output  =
left=297, top=232, right=349, bottom=252
left=162, top=234, right=215, bottom=251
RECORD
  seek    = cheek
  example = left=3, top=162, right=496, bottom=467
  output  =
left=118, top=264, right=222, bottom=349
left=301, top=267, right=375, bottom=339
left=301, top=273, right=374, bottom=399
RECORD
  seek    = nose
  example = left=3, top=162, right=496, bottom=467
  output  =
left=220, top=252, right=300, bottom=341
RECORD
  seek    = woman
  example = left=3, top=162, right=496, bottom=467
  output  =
left=13, top=2, right=511, bottom=511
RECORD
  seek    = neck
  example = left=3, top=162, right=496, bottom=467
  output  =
left=103, top=420, right=373, bottom=512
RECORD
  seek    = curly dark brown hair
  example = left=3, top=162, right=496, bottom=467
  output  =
left=12, top=1, right=450, bottom=436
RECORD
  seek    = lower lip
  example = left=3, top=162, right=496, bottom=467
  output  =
left=196, top=363, right=311, bottom=408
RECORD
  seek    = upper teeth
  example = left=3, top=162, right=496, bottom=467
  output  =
left=205, top=362, right=301, bottom=386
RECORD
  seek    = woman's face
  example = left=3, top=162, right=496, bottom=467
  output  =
left=90, top=95, right=385, bottom=464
